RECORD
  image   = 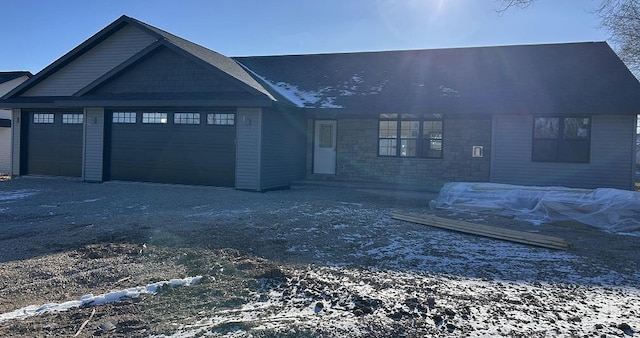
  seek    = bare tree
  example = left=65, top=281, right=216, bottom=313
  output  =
left=499, top=0, right=640, bottom=75
left=598, top=0, right=640, bottom=74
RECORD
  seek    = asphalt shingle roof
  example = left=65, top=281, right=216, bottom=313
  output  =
left=235, top=42, right=640, bottom=115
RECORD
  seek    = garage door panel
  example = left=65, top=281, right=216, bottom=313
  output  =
left=109, top=113, right=236, bottom=186
left=26, top=112, right=83, bottom=177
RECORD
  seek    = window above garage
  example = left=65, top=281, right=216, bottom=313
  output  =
left=174, top=112, right=201, bottom=124
left=142, top=112, right=168, bottom=124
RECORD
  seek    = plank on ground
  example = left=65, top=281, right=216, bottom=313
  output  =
left=391, top=213, right=569, bottom=250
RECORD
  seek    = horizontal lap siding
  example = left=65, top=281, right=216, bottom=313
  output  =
left=235, top=108, right=261, bottom=190
left=83, top=108, right=104, bottom=182
left=491, top=115, right=635, bottom=189
left=0, top=110, right=10, bottom=173
left=260, top=110, right=306, bottom=190
left=24, top=24, right=156, bottom=96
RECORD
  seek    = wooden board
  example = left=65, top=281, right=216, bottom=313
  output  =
left=391, top=213, right=570, bottom=250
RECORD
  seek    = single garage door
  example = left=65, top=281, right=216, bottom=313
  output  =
left=25, top=112, right=83, bottom=177
left=108, top=111, right=236, bottom=186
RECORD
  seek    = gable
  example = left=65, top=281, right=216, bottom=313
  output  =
left=23, top=23, right=156, bottom=97
left=88, top=46, right=248, bottom=95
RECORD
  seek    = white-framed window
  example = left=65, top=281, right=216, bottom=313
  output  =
left=174, top=112, right=201, bottom=124
left=142, top=112, right=168, bottom=124
left=62, top=113, right=84, bottom=124
left=207, top=113, right=235, bottom=125
left=33, top=113, right=54, bottom=124
left=113, top=112, right=137, bottom=124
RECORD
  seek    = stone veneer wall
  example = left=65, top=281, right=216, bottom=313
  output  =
left=307, top=118, right=492, bottom=188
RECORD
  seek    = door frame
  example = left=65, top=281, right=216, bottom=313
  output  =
left=313, top=119, right=337, bottom=175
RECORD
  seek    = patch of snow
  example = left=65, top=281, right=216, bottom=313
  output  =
left=0, top=189, right=38, bottom=202
left=0, top=276, right=202, bottom=323
left=439, top=85, right=460, bottom=97
left=430, top=182, right=640, bottom=235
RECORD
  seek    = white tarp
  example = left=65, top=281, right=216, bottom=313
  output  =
left=429, top=182, right=640, bottom=236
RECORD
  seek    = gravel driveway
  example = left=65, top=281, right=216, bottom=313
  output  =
left=0, top=177, right=638, bottom=337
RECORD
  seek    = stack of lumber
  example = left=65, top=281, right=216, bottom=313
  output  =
left=391, top=213, right=570, bottom=250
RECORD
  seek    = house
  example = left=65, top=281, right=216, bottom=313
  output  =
left=0, top=72, right=32, bottom=174
left=1, top=15, right=639, bottom=191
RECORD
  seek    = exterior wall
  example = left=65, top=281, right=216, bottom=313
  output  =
left=260, top=109, right=306, bottom=190
left=11, top=109, right=21, bottom=176
left=235, top=108, right=262, bottom=190
left=0, top=110, right=10, bottom=173
left=0, top=76, right=30, bottom=174
left=491, top=114, right=636, bottom=189
left=24, top=24, right=156, bottom=96
left=83, top=107, right=104, bottom=182
left=307, top=117, right=492, bottom=189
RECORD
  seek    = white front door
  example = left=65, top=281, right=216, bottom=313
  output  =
left=313, top=120, right=337, bottom=174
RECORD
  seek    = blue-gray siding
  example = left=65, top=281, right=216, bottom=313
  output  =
left=491, top=114, right=635, bottom=189
left=24, top=24, right=156, bottom=96
left=235, top=108, right=262, bottom=190
left=83, top=107, right=104, bottom=182
left=11, top=109, right=21, bottom=175
left=260, top=109, right=306, bottom=190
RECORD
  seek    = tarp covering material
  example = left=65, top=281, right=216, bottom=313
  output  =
left=429, top=182, right=640, bottom=236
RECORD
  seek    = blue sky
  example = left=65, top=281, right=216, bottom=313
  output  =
left=1, top=0, right=607, bottom=73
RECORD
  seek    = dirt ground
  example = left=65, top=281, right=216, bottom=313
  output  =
left=0, top=177, right=638, bottom=337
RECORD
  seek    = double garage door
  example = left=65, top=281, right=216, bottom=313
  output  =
left=107, top=111, right=236, bottom=186
left=23, top=111, right=236, bottom=186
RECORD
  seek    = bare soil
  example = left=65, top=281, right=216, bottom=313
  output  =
left=0, top=177, right=638, bottom=337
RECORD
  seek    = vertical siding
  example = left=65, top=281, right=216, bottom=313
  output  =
left=235, top=108, right=262, bottom=191
left=24, top=24, right=156, bottom=96
left=260, top=109, right=307, bottom=190
left=10, top=109, right=21, bottom=176
left=491, top=115, right=635, bottom=189
left=0, top=110, right=10, bottom=173
left=83, top=107, right=104, bottom=182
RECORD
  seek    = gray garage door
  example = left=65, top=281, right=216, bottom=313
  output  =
left=26, top=112, right=83, bottom=177
left=108, top=111, right=236, bottom=186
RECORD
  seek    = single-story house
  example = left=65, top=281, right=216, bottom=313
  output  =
left=0, top=71, right=32, bottom=174
left=1, top=15, right=639, bottom=191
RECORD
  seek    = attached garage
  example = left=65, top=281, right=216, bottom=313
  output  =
left=106, top=111, right=236, bottom=186
left=22, top=112, right=83, bottom=177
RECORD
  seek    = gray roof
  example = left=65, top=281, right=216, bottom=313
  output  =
left=2, top=16, right=274, bottom=102
left=235, top=42, right=640, bottom=115
left=0, top=71, right=31, bottom=84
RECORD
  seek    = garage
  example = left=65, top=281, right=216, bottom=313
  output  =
left=24, top=112, right=83, bottom=177
left=107, top=111, right=236, bottom=186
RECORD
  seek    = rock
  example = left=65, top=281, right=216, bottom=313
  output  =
left=433, top=315, right=444, bottom=327
left=445, top=308, right=456, bottom=318
left=314, top=302, right=324, bottom=314
left=426, top=297, right=436, bottom=309
left=617, top=323, right=634, bottom=336
left=594, top=323, right=604, bottom=330
left=97, top=321, right=116, bottom=333
left=446, top=323, right=456, bottom=333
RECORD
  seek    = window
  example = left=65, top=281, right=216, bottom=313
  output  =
left=532, top=117, right=590, bottom=163
left=33, top=113, right=54, bottom=124
left=174, top=112, right=200, bottom=124
left=207, top=113, right=235, bottom=125
left=378, top=114, right=443, bottom=158
left=113, top=112, right=137, bottom=123
left=62, top=113, right=83, bottom=124
left=142, top=112, right=168, bottom=124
